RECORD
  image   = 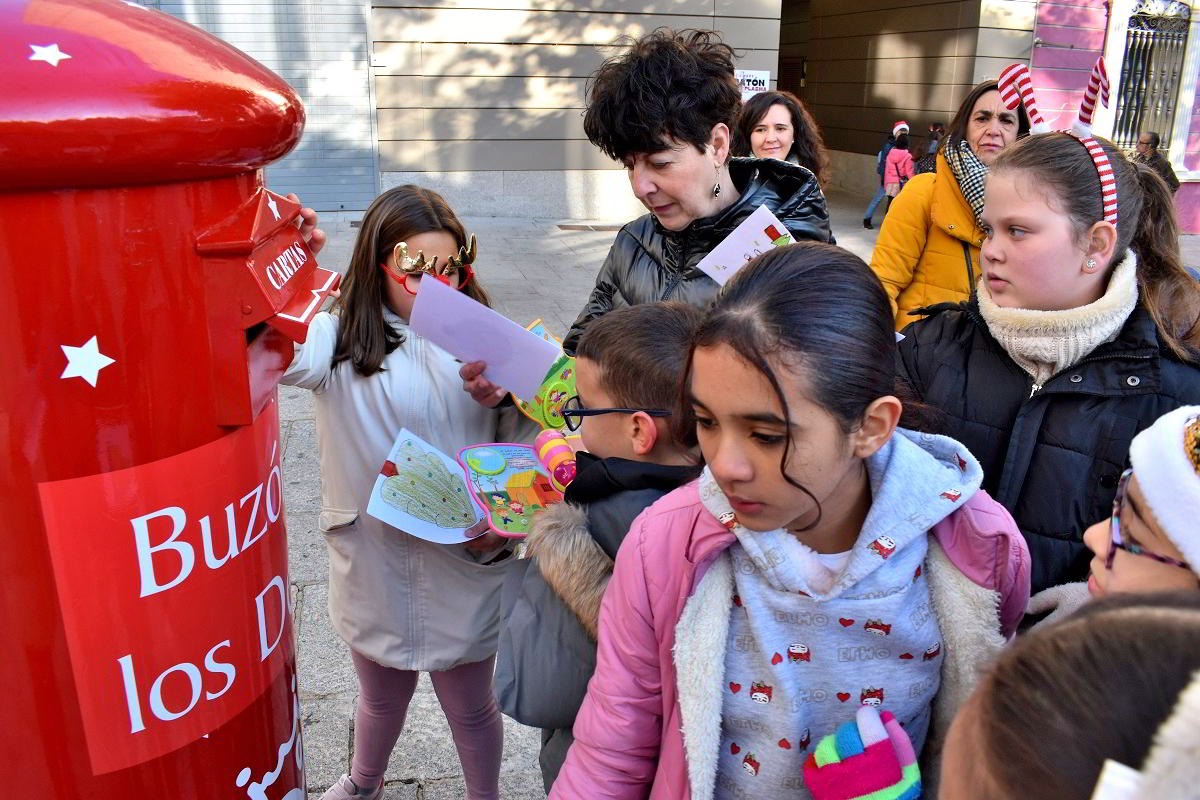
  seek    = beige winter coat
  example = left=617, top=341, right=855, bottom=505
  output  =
left=283, top=309, right=536, bottom=670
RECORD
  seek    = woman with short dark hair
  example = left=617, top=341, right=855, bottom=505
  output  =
left=561, top=29, right=832, bottom=352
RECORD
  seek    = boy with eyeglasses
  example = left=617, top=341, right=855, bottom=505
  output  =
left=494, top=302, right=703, bottom=791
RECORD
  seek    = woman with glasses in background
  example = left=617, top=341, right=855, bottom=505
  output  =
left=1082, top=406, right=1199, bottom=597
left=1028, top=406, right=1199, bottom=628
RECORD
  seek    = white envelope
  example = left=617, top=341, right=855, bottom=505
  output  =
left=409, top=277, right=561, bottom=402
left=694, top=204, right=793, bottom=286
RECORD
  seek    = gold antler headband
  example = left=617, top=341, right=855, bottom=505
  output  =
left=396, top=234, right=478, bottom=276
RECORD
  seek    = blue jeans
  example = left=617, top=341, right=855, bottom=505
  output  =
left=864, top=183, right=887, bottom=222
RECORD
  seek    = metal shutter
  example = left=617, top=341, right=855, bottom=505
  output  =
left=147, top=0, right=379, bottom=211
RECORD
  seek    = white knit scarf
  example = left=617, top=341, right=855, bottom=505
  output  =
left=977, top=249, right=1140, bottom=387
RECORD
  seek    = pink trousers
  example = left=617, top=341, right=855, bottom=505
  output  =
left=349, top=650, right=503, bottom=799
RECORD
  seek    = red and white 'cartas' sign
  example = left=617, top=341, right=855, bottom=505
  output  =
left=38, top=401, right=291, bottom=775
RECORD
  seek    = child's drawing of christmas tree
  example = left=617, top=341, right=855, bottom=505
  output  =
left=381, top=438, right=477, bottom=527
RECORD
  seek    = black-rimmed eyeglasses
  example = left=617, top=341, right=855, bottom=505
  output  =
left=560, top=395, right=671, bottom=432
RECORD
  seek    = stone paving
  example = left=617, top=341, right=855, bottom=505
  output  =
left=285, top=190, right=1200, bottom=799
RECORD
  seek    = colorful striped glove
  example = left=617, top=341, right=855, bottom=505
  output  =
left=802, top=707, right=921, bottom=800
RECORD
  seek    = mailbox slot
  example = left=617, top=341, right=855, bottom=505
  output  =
left=197, top=187, right=340, bottom=426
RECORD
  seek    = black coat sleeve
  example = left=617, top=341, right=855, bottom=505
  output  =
left=896, top=320, right=929, bottom=400
left=779, top=172, right=834, bottom=244
left=563, top=233, right=626, bottom=354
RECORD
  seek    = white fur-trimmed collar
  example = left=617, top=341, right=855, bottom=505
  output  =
left=673, top=554, right=733, bottom=800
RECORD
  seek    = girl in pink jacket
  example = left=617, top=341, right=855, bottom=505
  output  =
left=884, top=133, right=914, bottom=200
left=551, top=243, right=1030, bottom=800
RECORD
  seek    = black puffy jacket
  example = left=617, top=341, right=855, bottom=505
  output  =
left=898, top=300, right=1200, bottom=594
left=562, top=157, right=832, bottom=352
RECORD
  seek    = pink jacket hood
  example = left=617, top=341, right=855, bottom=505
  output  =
left=551, top=480, right=1029, bottom=800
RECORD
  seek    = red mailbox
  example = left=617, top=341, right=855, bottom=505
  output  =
left=0, top=0, right=338, bottom=795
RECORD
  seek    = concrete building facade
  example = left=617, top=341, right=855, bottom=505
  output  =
left=155, top=0, right=1200, bottom=231
left=369, top=0, right=780, bottom=219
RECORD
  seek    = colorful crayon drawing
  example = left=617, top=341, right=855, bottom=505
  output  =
left=367, top=430, right=564, bottom=542
left=380, top=438, right=477, bottom=527
left=366, top=429, right=486, bottom=545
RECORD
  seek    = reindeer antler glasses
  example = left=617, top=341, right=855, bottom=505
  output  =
left=381, top=234, right=477, bottom=295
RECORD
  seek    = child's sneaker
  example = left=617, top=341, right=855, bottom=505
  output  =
left=320, top=774, right=383, bottom=800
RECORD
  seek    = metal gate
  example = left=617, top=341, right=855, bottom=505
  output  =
left=1113, top=0, right=1192, bottom=154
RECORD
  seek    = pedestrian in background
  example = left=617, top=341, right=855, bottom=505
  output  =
left=863, top=120, right=907, bottom=229
left=871, top=80, right=1029, bottom=330
left=913, top=122, right=944, bottom=175
left=883, top=132, right=913, bottom=207
left=1135, top=131, right=1180, bottom=194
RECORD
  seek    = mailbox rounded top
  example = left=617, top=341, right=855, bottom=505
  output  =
left=0, top=0, right=305, bottom=191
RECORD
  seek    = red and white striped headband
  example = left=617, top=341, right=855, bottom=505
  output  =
left=996, top=58, right=1117, bottom=224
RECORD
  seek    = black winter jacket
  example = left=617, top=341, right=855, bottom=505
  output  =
left=562, top=157, right=832, bottom=352
left=494, top=453, right=700, bottom=730
left=898, top=300, right=1200, bottom=594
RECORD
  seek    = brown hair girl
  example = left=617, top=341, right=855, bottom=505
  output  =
left=941, top=591, right=1200, bottom=799
left=332, top=185, right=491, bottom=376
left=991, top=133, right=1200, bottom=361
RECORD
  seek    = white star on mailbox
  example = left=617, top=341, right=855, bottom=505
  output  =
left=266, top=195, right=280, bottom=221
left=29, top=43, right=72, bottom=67
left=60, top=336, right=115, bottom=387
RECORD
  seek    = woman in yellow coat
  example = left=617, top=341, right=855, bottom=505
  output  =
left=871, top=80, right=1029, bottom=330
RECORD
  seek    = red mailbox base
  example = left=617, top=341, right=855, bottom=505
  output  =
left=1, top=1, right=318, bottom=792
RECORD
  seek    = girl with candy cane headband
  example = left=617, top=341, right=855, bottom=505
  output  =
left=898, top=59, right=1200, bottom=595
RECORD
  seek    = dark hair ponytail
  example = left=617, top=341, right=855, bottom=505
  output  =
left=993, top=133, right=1200, bottom=362
left=686, top=242, right=929, bottom=527
left=1131, top=161, right=1200, bottom=360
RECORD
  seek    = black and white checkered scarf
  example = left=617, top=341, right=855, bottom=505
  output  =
left=943, top=139, right=989, bottom=227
